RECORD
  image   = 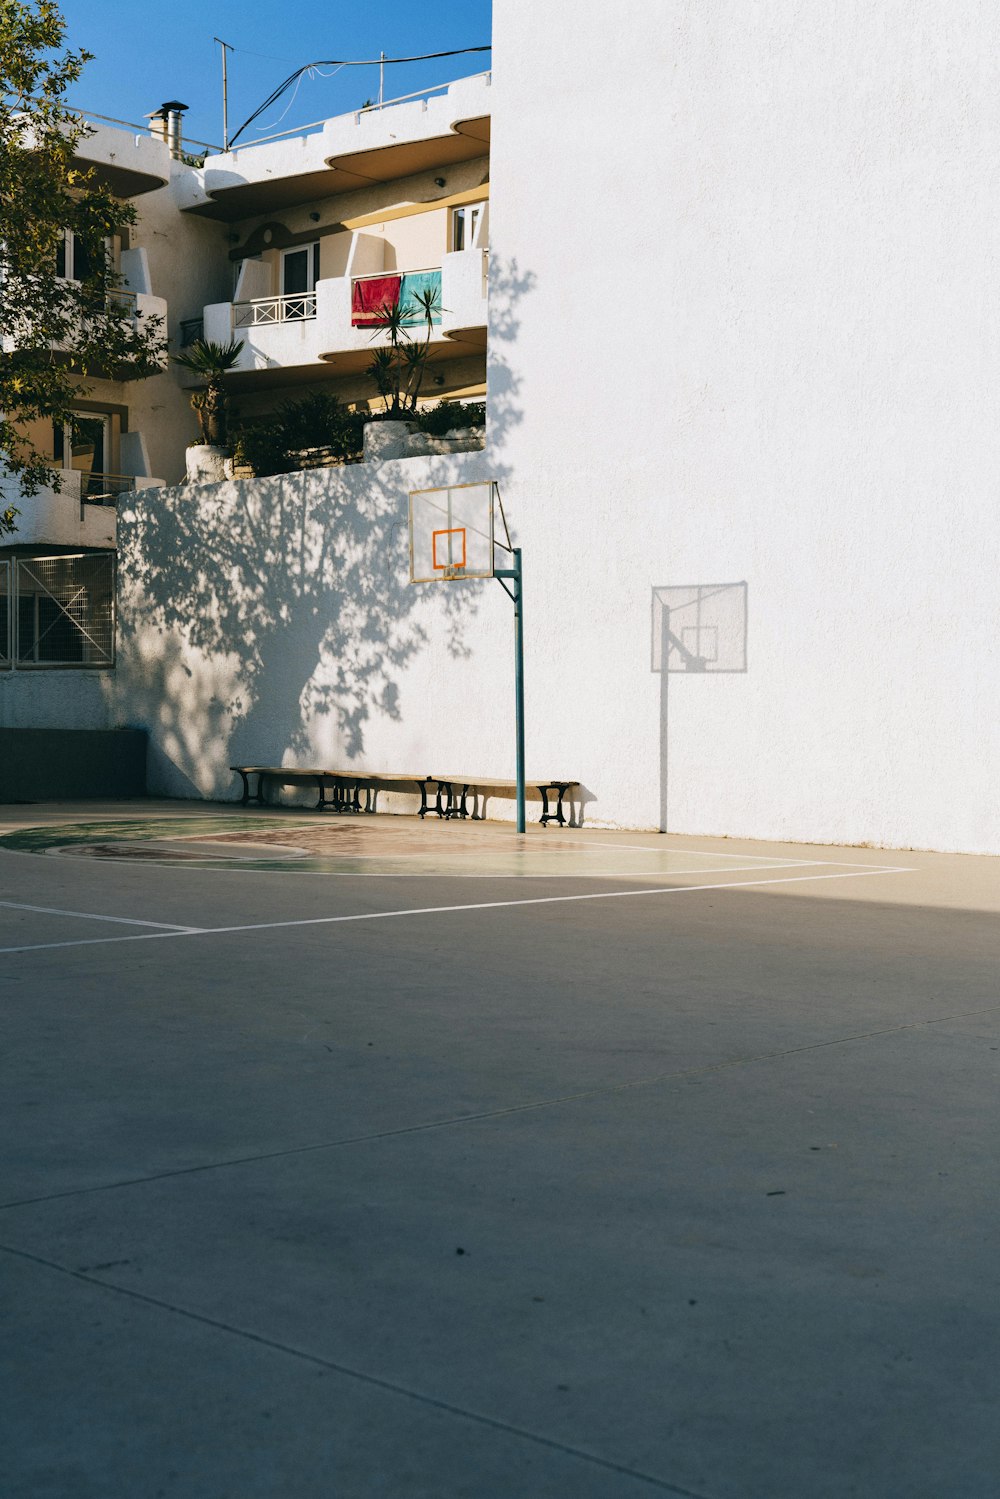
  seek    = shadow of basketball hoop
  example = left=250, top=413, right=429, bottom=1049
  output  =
left=652, top=583, right=748, bottom=831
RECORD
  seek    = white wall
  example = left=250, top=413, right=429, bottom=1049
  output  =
left=125, top=161, right=233, bottom=485
left=483, top=0, right=1000, bottom=852
left=114, top=456, right=519, bottom=808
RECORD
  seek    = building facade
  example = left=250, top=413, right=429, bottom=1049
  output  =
left=3, top=9, right=999, bottom=854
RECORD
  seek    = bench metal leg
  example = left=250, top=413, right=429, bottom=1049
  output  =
left=539, top=783, right=570, bottom=827
left=418, top=777, right=449, bottom=819
left=235, top=770, right=267, bottom=805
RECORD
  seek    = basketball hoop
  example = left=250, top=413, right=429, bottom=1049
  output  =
left=408, top=480, right=526, bottom=831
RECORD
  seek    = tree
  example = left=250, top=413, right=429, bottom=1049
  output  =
left=366, top=283, right=442, bottom=418
left=172, top=338, right=244, bottom=447
left=0, top=0, right=165, bottom=533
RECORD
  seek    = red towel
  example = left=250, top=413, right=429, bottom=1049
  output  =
left=351, top=275, right=402, bottom=327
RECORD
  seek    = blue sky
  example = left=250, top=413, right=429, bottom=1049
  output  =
left=60, top=0, right=492, bottom=152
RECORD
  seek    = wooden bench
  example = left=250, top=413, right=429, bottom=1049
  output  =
left=231, top=766, right=425, bottom=814
left=420, top=776, right=579, bottom=827
left=231, top=766, right=580, bottom=827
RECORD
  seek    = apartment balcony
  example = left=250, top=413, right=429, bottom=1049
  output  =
left=0, top=467, right=164, bottom=550
left=181, top=74, right=491, bottom=221
left=0, top=288, right=168, bottom=372
left=107, top=288, right=168, bottom=329
left=201, top=249, right=488, bottom=384
left=74, top=121, right=171, bottom=198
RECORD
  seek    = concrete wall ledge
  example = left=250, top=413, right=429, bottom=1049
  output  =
left=362, top=420, right=485, bottom=462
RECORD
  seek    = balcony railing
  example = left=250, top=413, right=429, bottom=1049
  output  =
left=107, top=288, right=138, bottom=322
left=180, top=316, right=204, bottom=347
left=80, top=472, right=136, bottom=507
left=233, top=292, right=316, bottom=327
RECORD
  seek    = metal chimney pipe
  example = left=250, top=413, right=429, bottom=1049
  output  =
left=159, top=100, right=189, bottom=160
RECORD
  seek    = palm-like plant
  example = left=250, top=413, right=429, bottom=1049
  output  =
left=173, top=337, right=244, bottom=446
left=365, top=283, right=442, bottom=417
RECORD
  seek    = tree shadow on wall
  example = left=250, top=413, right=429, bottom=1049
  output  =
left=117, top=256, right=536, bottom=799
left=118, top=463, right=479, bottom=795
left=486, top=255, right=534, bottom=479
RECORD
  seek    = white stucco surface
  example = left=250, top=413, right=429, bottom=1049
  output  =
left=0, top=470, right=116, bottom=549
left=114, top=456, right=519, bottom=810
left=479, top=0, right=1000, bottom=852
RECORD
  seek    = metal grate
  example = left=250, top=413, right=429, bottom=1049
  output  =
left=14, top=553, right=116, bottom=668
left=180, top=316, right=204, bottom=347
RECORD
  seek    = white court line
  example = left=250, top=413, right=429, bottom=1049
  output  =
left=0, top=900, right=201, bottom=932
left=552, top=839, right=883, bottom=868
left=0, top=864, right=913, bottom=957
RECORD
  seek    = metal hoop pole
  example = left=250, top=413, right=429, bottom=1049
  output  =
left=495, top=547, right=526, bottom=834
left=513, top=548, right=525, bottom=833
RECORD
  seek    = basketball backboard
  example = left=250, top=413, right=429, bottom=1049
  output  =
left=408, top=481, right=501, bottom=583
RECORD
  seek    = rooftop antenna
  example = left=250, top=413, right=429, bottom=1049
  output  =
left=214, top=37, right=233, bottom=150
left=379, top=50, right=384, bottom=108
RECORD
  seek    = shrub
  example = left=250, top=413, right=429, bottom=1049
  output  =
left=412, top=401, right=485, bottom=436
left=232, top=391, right=366, bottom=477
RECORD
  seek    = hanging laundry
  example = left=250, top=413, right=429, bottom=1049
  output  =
left=351, top=274, right=402, bottom=327
left=400, top=269, right=442, bottom=326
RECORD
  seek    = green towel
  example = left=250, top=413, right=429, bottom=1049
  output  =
left=400, top=270, right=442, bottom=326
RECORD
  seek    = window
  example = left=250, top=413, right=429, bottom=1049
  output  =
left=1, top=554, right=116, bottom=669
left=282, top=243, right=320, bottom=295
left=451, top=203, right=486, bottom=253
left=53, top=413, right=116, bottom=500
left=56, top=229, right=105, bottom=282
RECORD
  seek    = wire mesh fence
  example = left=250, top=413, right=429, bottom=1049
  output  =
left=9, top=553, right=116, bottom=668
left=0, top=560, right=10, bottom=667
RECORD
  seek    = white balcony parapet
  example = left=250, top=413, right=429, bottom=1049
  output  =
left=185, top=73, right=491, bottom=219
left=0, top=466, right=164, bottom=550
left=203, top=249, right=488, bottom=374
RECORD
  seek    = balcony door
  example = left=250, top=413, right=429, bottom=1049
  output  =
left=451, top=202, right=486, bottom=252
left=282, top=243, right=320, bottom=295
left=54, top=414, right=111, bottom=495
left=56, top=229, right=110, bottom=282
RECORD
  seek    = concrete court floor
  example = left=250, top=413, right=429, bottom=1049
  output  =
left=1, top=802, right=999, bottom=1499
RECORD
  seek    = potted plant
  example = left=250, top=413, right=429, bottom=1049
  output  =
left=173, top=337, right=244, bottom=482
left=363, top=284, right=442, bottom=460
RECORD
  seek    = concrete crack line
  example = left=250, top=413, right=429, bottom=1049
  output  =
left=3, top=996, right=997, bottom=1215
left=0, top=1240, right=710, bottom=1499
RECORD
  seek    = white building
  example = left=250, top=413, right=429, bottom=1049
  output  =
left=4, top=6, right=999, bottom=855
